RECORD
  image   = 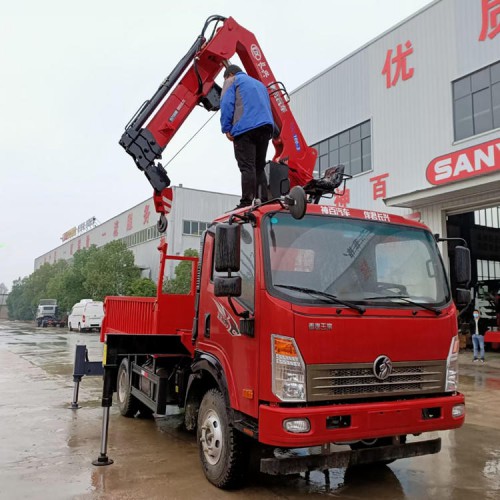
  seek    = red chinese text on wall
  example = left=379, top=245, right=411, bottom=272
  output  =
left=426, top=138, right=500, bottom=185
left=370, top=173, right=390, bottom=200
left=333, top=188, right=351, bottom=207
left=382, top=41, right=414, bottom=89
left=127, top=213, right=133, bottom=231
left=479, top=0, right=500, bottom=41
left=86, top=235, right=90, bottom=248
left=113, top=221, right=119, bottom=237
left=144, top=205, right=151, bottom=225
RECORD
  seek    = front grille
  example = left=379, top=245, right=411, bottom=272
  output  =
left=307, top=361, right=446, bottom=402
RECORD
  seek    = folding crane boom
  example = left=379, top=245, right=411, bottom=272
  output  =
left=119, top=15, right=317, bottom=224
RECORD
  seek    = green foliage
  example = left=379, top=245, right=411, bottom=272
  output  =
left=84, top=241, right=140, bottom=300
left=6, top=241, right=144, bottom=320
left=7, top=277, right=35, bottom=320
left=128, top=278, right=157, bottom=297
left=163, top=248, right=198, bottom=295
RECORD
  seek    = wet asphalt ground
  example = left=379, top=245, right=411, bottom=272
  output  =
left=0, top=319, right=499, bottom=500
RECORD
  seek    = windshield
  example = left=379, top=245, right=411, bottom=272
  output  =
left=263, top=213, right=450, bottom=307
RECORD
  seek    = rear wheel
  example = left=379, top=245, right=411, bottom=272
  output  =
left=117, top=358, right=139, bottom=417
left=197, top=388, right=248, bottom=489
left=78, top=323, right=82, bottom=333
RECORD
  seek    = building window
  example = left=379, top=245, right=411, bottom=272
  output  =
left=183, top=220, right=210, bottom=236
left=453, top=60, right=500, bottom=141
left=120, top=224, right=161, bottom=249
left=477, top=259, right=500, bottom=281
left=312, top=120, right=371, bottom=178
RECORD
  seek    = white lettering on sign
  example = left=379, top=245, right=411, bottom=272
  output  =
left=427, top=139, right=500, bottom=185
left=321, top=206, right=351, bottom=217
left=364, top=211, right=391, bottom=222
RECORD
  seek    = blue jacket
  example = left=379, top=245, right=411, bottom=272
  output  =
left=220, top=72, right=274, bottom=137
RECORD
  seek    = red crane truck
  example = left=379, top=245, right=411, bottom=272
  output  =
left=93, top=15, right=472, bottom=489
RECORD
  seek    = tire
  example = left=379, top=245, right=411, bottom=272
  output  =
left=68, top=323, right=73, bottom=332
left=116, top=358, right=139, bottom=417
left=78, top=323, right=82, bottom=333
left=349, top=436, right=406, bottom=465
left=42, top=320, right=47, bottom=328
left=197, top=388, right=248, bottom=489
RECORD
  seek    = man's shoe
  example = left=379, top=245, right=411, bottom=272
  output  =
left=233, top=202, right=251, bottom=210
left=480, top=359, right=485, bottom=363
left=473, top=358, right=479, bottom=362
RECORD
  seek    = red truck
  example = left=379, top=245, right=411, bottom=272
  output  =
left=94, top=15, right=472, bottom=489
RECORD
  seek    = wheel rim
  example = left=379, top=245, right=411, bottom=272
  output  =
left=200, top=409, right=223, bottom=465
left=118, top=368, right=128, bottom=403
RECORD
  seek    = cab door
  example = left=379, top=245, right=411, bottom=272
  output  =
left=197, top=223, right=259, bottom=417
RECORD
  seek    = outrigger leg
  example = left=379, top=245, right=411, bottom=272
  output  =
left=92, top=365, right=114, bottom=466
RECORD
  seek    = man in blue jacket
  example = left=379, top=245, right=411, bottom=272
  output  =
left=220, top=65, right=274, bottom=209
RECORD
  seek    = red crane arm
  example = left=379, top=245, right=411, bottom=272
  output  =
left=120, top=15, right=317, bottom=221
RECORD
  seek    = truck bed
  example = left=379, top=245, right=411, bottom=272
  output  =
left=101, top=293, right=195, bottom=340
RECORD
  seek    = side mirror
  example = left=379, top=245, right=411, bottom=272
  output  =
left=456, top=288, right=471, bottom=309
left=214, top=276, right=242, bottom=297
left=215, top=223, right=240, bottom=273
left=454, top=246, right=471, bottom=286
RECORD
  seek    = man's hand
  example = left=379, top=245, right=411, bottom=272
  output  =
left=225, top=132, right=234, bottom=142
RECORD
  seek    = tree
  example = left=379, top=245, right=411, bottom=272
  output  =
left=163, top=249, right=198, bottom=295
left=84, top=241, right=141, bottom=300
left=128, top=278, right=157, bottom=297
left=7, top=276, right=34, bottom=320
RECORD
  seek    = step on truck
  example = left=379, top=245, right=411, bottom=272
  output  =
left=93, top=15, right=472, bottom=489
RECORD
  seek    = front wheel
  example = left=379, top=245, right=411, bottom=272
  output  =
left=197, top=388, right=248, bottom=489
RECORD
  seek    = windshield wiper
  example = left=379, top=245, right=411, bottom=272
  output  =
left=274, top=284, right=365, bottom=314
left=363, top=295, right=441, bottom=315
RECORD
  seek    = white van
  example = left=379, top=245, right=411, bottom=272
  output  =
left=68, top=300, right=104, bottom=332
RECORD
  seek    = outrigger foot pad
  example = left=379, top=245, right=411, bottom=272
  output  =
left=92, top=454, right=114, bottom=466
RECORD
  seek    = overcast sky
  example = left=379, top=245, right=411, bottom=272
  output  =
left=0, top=0, right=433, bottom=291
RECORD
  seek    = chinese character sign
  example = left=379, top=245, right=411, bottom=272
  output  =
left=143, top=205, right=151, bottom=225
left=86, top=235, right=90, bottom=248
left=333, top=188, right=351, bottom=208
left=382, top=41, right=414, bottom=88
left=113, top=221, right=119, bottom=237
left=127, top=213, right=133, bottom=231
left=479, top=0, right=500, bottom=40
left=370, top=173, right=390, bottom=200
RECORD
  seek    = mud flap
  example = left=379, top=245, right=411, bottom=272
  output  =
left=260, top=438, right=441, bottom=475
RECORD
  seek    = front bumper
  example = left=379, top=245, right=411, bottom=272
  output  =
left=258, top=393, right=465, bottom=447
left=260, top=437, right=441, bottom=475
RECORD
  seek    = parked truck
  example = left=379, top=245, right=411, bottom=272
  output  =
left=36, top=299, right=65, bottom=328
left=93, top=15, right=472, bottom=489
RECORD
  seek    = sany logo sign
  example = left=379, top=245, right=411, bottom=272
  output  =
left=426, top=139, right=500, bottom=185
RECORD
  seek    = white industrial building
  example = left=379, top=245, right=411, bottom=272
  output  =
left=36, top=0, right=500, bottom=299
left=35, top=186, right=239, bottom=282
left=291, top=0, right=500, bottom=297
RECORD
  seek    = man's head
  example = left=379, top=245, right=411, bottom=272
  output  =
left=223, top=64, right=243, bottom=79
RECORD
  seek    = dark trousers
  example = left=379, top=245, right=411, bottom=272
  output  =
left=233, top=125, right=272, bottom=205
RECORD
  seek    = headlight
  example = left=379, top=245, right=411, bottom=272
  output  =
left=271, top=335, right=306, bottom=402
left=445, top=336, right=460, bottom=392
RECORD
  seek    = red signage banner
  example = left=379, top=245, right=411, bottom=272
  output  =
left=426, top=138, right=500, bottom=185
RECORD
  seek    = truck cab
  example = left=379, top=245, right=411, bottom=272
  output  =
left=100, top=200, right=469, bottom=488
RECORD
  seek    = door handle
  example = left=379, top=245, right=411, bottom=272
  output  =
left=204, top=313, right=211, bottom=338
